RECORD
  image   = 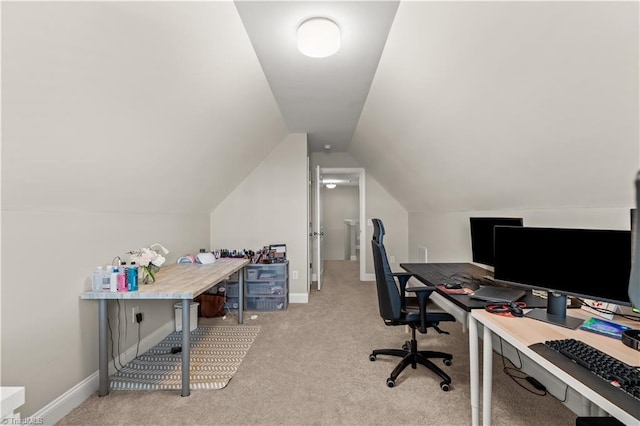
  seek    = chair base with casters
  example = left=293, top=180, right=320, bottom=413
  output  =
left=369, top=322, right=453, bottom=391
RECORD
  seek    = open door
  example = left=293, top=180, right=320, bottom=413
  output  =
left=315, top=165, right=324, bottom=290
left=307, top=157, right=312, bottom=295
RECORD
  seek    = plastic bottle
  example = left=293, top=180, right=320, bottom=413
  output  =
left=110, top=267, right=119, bottom=292
left=103, top=265, right=113, bottom=291
left=118, top=264, right=127, bottom=292
left=128, top=261, right=138, bottom=291
left=92, top=266, right=104, bottom=291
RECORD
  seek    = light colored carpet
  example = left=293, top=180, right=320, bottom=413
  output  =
left=58, top=260, right=577, bottom=425
left=109, top=326, right=260, bottom=391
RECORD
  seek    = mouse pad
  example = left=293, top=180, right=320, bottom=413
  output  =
left=579, top=317, right=631, bottom=340
left=437, top=284, right=474, bottom=295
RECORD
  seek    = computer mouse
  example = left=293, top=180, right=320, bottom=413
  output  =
left=445, top=282, right=463, bottom=290
left=509, top=303, right=524, bottom=317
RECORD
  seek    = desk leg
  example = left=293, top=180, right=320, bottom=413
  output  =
left=181, top=299, right=191, bottom=397
left=238, top=268, right=244, bottom=324
left=469, top=315, right=479, bottom=426
left=483, top=324, right=493, bottom=426
left=98, top=299, right=109, bottom=397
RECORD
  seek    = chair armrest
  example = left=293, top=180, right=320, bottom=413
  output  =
left=393, top=272, right=413, bottom=310
left=406, top=286, right=435, bottom=333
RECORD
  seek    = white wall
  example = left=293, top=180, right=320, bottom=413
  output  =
left=365, top=177, right=409, bottom=275
left=352, top=1, right=639, bottom=215
left=2, top=2, right=288, bottom=215
left=210, top=134, right=309, bottom=301
left=322, top=186, right=359, bottom=260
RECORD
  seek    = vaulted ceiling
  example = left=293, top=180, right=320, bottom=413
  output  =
left=2, top=1, right=638, bottom=216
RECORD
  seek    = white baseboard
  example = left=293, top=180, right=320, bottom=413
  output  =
left=362, top=273, right=375, bottom=281
left=33, top=320, right=175, bottom=425
left=350, top=255, right=357, bottom=261
left=289, top=292, right=309, bottom=303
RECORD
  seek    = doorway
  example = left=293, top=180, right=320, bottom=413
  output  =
left=311, top=167, right=366, bottom=285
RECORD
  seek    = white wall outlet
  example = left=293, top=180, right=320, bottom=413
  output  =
left=292, top=270, right=299, bottom=280
left=132, top=306, right=140, bottom=323
left=390, top=256, right=396, bottom=263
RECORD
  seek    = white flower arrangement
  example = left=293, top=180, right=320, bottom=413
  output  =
left=127, top=244, right=169, bottom=284
left=128, top=247, right=166, bottom=268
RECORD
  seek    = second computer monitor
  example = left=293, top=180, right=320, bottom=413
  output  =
left=470, top=217, right=524, bottom=267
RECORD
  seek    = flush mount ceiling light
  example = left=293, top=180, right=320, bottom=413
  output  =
left=325, top=183, right=337, bottom=189
left=297, top=17, right=341, bottom=58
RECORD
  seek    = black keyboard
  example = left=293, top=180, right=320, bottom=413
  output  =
left=530, top=339, right=640, bottom=419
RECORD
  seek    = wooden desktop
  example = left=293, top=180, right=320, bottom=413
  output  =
left=474, top=308, right=639, bottom=425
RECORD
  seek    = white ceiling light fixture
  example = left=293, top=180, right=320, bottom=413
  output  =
left=297, top=17, right=341, bottom=58
left=325, top=183, right=337, bottom=189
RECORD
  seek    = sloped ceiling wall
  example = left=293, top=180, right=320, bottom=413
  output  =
left=3, top=1, right=288, bottom=215
left=351, top=1, right=639, bottom=213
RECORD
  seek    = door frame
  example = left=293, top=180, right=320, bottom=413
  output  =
left=318, top=167, right=366, bottom=282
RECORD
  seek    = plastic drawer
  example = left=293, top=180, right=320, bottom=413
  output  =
left=245, top=296, right=287, bottom=311
left=246, top=281, right=285, bottom=295
left=246, top=265, right=287, bottom=281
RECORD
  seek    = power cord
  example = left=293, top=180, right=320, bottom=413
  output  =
left=134, top=312, right=142, bottom=359
left=499, top=337, right=546, bottom=396
left=575, top=298, right=640, bottom=322
left=115, top=300, right=124, bottom=369
left=498, top=337, right=572, bottom=402
left=107, top=316, right=121, bottom=372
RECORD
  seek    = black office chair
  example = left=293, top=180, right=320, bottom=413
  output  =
left=369, top=218, right=455, bottom=391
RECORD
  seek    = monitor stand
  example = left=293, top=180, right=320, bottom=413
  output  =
left=524, top=292, right=584, bottom=330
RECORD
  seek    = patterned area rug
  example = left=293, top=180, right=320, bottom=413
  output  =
left=110, top=325, right=260, bottom=391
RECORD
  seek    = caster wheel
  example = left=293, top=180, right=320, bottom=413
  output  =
left=402, top=343, right=409, bottom=351
left=440, top=382, right=451, bottom=392
left=443, top=358, right=452, bottom=367
left=386, top=378, right=395, bottom=388
left=369, top=354, right=377, bottom=362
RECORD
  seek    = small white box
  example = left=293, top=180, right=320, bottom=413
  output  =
left=174, top=302, right=199, bottom=332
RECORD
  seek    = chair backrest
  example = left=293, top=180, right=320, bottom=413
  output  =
left=372, top=218, right=385, bottom=244
left=371, top=222, right=401, bottom=321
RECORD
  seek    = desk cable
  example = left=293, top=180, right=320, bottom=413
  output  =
left=107, top=316, right=122, bottom=372
left=135, top=320, right=142, bottom=360
left=499, top=337, right=568, bottom=402
left=574, top=298, right=640, bottom=322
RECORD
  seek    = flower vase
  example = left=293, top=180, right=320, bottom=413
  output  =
left=142, top=266, right=156, bottom=284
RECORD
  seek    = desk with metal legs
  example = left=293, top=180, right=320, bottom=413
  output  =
left=400, top=263, right=549, bottom=426
left=82, top=259, right=249, bottom=397
left=472, top=308, right=640, bottom=425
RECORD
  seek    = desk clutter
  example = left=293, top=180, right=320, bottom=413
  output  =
left=177, top=244, right=287, bottom=265
left=91, top=243, right=170, bottom=292
left=185, top=243, right=288, bottom=316
left=181, top=243, right=288, bottom=315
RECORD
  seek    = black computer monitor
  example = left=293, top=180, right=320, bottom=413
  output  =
left=470, top=217, right=523, bottom=267
left=494, top=226, right=632, bottom=329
